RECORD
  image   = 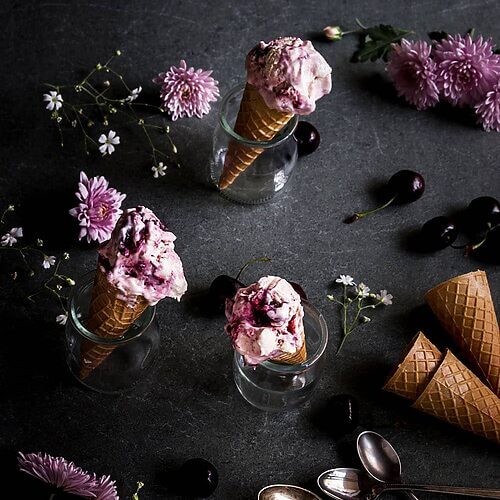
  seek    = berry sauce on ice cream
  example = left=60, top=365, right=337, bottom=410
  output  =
left=246, top=37, right=332, bottom=115
left=225, top=276, right=305, bottom=365
left=98, top=206, right=187, bottom=305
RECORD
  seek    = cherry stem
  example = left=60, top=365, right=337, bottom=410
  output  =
left=344, top=195, right=397, bottom=224
left=235, top=257, right=271, bottom=281
left=453, top=222, right=493, bottom=255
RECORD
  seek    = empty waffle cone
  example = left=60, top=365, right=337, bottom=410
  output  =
left=384, top=332, right=444, bottom=401
left=79, top=268, right=149, bottom=379
left=413, top=350, right=500, bottom=444
left=218, top=83, right=294, bottom=190
left=273, top=332, right=307, bottom=365
left=425, top=270, right=500, bottom=396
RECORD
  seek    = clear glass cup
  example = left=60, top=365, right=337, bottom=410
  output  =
left=210, top=84, right=299, bottom=204
left=65, top=271, right=160, bottom=394
left=233, top=301, right=329, bottom=411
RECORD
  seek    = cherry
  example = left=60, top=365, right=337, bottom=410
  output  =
left=177, top=458, right=218, bottom=498
left=289, top=281, right=308, bottom=301
left=294, top=121, right=320, bottom=157
left=325, top=394, right=360, bottom=437
left=466, top=196, right=500, bottom=229
left=208, top=275, right=244, bottom=311
left=420, top=216, right=458, bottom=251
left=345, top=170, right=425, bottom=223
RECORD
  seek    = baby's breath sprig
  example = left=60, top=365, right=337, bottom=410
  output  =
left=132, top=481, right=145, bottom=500
left=0, top=205, right=75, bottom=324
left=43, top=50, right=180, bottom=171
left=327, top=274, right=393, bottom=354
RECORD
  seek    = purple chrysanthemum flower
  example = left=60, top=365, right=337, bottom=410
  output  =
left=18, top=452, right=98, bottom=497
left=387, top=39, right=439, bottom=110
left=475, top=80, right=500, bottom=132
left=434, top=34, right=500, bottom=107
left=93, top=474, right=119, bottom=500
left=153, top=60, right=219, bottom=121
left=69, top=171, right=126, bottom=244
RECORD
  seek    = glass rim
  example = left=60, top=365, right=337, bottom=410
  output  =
left=219, top=84, right=298, bottom=149
left=234, top=300, right=329, bottom=373
left=68, top=270, right=156, bottom=345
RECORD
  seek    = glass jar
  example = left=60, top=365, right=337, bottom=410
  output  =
left=233, top=301, right=328, bottom=411
left=65, top=271, right=160, bottom=394
left=210, top=84, right=299, bottom=204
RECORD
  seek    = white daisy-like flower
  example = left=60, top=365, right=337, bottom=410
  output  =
left=151, top=162, right=167, bottom=178
left=336, top=274, right=355, bottom=286
left=43, top=91, right=63, bottom=111
left=376, top=289, right=393, bottom=306
left=56, top=313, right=68, bottom=325
left=356, top=282, right=371, bottom=298
left=42, top=255, right=56, bottom=269
left=98, top=130, right=120, bottom=155
left=0, top=227, right=23, bottom=247
left=125, top=86, right=142, bottom=102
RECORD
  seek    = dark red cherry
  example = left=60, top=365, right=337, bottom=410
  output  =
left=467, top=196, right=500, bottom=228
left=294, top=121, right=320, bottom=157
left=209, top=275, right=244, bottom=311
left=420, top=216, right=458, bottom=251
left=326, top=394, right=360, bottom=437
left=178, top=458, right=218, bottom=498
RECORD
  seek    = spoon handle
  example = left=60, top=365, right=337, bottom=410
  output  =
left=385, top=483, right=500, bottom=498
left=405, top=492, right=419, bottom=500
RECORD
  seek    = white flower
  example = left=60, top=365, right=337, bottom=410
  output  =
left=56, top=313, right=68, bottom=325
left=42, top=255, right=56, bottom=269
left=336, top=274, right=355, bottom=286
left=356, top=282, right=370, bottom=298
left=0, top=227, right=23, bottom=247
left=376, top=289, right=393, bottom=306
left=71, top=120, right=77, bottom=127
left=125, top=86, right=142, bottom=102
left=151, top=162, right=167, bottom=178
left=98, top=130, right=120, bottom=155
left=43, top=91, right=63, bottom=111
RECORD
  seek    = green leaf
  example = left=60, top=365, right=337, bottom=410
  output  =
left=351, top=24, right=412, bottom=63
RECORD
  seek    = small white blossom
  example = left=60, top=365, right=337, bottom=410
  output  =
left=360, top=315, right=371, bottom=323
left=376, top=289, right=393, bottom=306
left=152, top=162, right=167, bottom=178
left=43, top=91, right=63, bottom=111
left=98, top=130, right=120, bottom=155
left=56, top=313, right=68, bottom=325
left=42, top=255, right=56, bottom=269
left=336, top=274, right=355, bottom=286
left=71, top=120, right=77, bottom=127
left=126, top=86, right=142, bottom=102
left=356, top=282, right=371, bottom=298
left=0, top=227, right=23, bottom=247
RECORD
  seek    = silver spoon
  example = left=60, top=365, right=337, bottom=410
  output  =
left=317, top=468, right=500, bottom=499
left=357, top=431, right=418, bottom=500
left=258, top=484, right=322, bottom=500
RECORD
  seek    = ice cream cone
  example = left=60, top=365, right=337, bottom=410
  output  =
left=274, top=332, right=307, bottom=365
left=384, top=332, right=444, bottom=401
left=413, top=350, right=500, bottom=445
left=425, top=270, right=500, bottom=396
left=218, top=84, right=294, bottom=190
left=79, top=268, right=149, bottom=379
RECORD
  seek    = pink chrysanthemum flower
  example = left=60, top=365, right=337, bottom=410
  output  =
left=69, top=171, right=126, bottom=244
left=387, top=39, right=439, bottom=110
left=93, top=474, right=119, bottom=500
left=18, top=452, right=98, bottom=497
left=434, top=34, right=500, bottom=107
left=475, top=80, right=500, bottom=132
left=153, top=60, right=219, bottom=120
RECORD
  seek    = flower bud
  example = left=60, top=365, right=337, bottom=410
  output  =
left=323, top=25, right=343, bottom=41
left=360, top=315, right=371, bottom=323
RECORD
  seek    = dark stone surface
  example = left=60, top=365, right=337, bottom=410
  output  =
left=1, top=1, right=499, bottom=498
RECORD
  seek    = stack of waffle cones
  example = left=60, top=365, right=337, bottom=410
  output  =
left=79, top=268, right=149, bottom=379
left=384, top=271, right=500, bottom=444
left=218, top=84, right=294, bottom=190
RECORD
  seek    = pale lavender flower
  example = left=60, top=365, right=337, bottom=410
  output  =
left=69, top=171, right=126, bottom=243
left=376, top=289, right=393, bottom=305
left=18, top=452, right=97, bottom=497
left=93, top=474, right=119, bottom=500
left=42, top=255, right=56, bottom=269
left=43, top=91, right=63, bottom=111
left=475, top=80, right=500, bottom=132
left=0, top=227, right=23, bottom=246
left=98, top=130, right=120, bottom=156
left=356, top=283, right=370, bottom=298
left=125, top=86, right=142, bottom=103
left=153, top=60, right=219, bottom=120
left=387, top=39, right=439, bottom=110
left=56, top=313, right=68, bottom=325
left=152, top=162, right=167, bottom=178
left=434, top=34, right=500, bottom=107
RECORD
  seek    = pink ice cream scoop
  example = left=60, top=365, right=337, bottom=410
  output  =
left=225, top=276, right=305, bottom=365
left=98, top=206, right=188, bottom=305
left=246, top=36, right=332, bottom=115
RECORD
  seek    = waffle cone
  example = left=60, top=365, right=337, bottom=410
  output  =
left=413, top=350, right=500, bottom=444
left=79, top=268, right=149, bottom=379
left=273, top=332, right=307, bottom=365
left=425, top=270, right=500, bottom=396
left=218, top=84, right=294, bottom=190
left=384, top=332, right=444, bottom=401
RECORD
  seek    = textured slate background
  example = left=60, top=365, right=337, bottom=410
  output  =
left=1, top=0, right=499, bottom=498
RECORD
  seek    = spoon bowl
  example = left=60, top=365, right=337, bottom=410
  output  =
left=317, top=468, right=376, bottom=500
left=258, top=484, right=323, bottom=500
